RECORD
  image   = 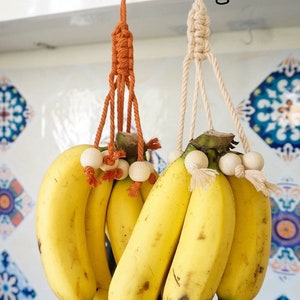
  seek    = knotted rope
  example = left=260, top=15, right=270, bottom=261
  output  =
left=84, top=0, right=148, bottom=186
left=176, top=0, right=277, bottom=195
left=177, top=0, right=250, bottom=153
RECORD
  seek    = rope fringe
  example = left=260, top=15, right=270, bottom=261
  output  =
left=84, top=166, right=100, bottom=188
left=234, top=165, right=278, bottom=197
left=128, top=181, right=143, bottom=197
left=189, top=167, right=218, bottom=191
left=148, top=172, right=158, bottom=185
left=146, top=138, right=161, bottom=151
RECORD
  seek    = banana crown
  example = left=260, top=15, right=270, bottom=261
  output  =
left=80, top=131, right=161, bottom=197
left=180, top=130, right=275, bottom=196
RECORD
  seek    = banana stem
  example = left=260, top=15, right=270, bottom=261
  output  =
left=115, top=131, right=146, bottom=161
left=189, top=130, right=237, bottom=154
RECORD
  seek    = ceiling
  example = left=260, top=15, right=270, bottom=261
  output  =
left=1, top=0, right=300, bottom=53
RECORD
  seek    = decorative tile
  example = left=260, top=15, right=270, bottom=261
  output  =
left=0, top=77, right=33, bottom=151
left=148, top=150, right=167, bottom=174
left=237, top=56, right=300, bottom=162
left=0, top=251, right=36, bottom=299
left=269, top=177, right=300, bottom=279
left=276, top=296, right=290, bottom=300
left=0, top=165, right=34, bottom=239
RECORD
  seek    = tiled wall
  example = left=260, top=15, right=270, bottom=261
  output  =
left=0, top=38, right=300, bottom=299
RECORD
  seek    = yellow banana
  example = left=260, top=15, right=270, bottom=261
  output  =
left=36, top=144, right=97, bottom=300
left=217, top=176, right=272, bottom=300
left=140, top=170, right=158, bottom=202
left=106, top=176, right=144, bottom=263
left=162, top=173, right=236, bottom=300
left=108, top=155, right=191, bottom=300
left=93, top=289, right=108, bottom=300
left=85, top=172, right=114, bottom=291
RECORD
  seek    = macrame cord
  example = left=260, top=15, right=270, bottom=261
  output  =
left=84, top=0, right=160, bottom=193
left=177, top=0, right=275, bottom=196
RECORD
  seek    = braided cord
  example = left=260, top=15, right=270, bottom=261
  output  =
left=93, top=0, right=145, bottom=160
left=177, top=0, right=250, bottom=152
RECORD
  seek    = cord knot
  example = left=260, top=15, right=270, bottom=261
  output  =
left=112, top=22, right=133, bottom=77
left=187, top=0, right=211, bottom=61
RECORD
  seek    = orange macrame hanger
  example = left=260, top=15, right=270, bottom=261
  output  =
left=84, top=0, right=153, bottom=190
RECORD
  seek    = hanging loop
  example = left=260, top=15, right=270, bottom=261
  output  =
left=216, top=0, right=230, bottom=5
left=187, top=0, right=211, bottom=61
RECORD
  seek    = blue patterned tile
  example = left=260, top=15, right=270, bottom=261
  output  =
left=0, top=77, right=33, bottom=151
left=276, top=296, right=290, bottom=300
left=0, top=165, right=34, bottom=239
left=269, top=177, right=300, bottom=279
left=237, top=56, right=300, bottom=162
left=148, top=150, right=167, bottom=174
left=0, top=251, right=36, bottom=299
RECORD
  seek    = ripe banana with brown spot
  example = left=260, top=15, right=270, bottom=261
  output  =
left=85, top=171, right=114, bottom=291
left=162, top=172, right=236, bottom=300
left=140, top=170, right=158, bottom=201
left=217, top=176, right=272, bottom=300
left=36, top=144, right=97, bottom=299
left=93, top=289, right=108, bottom=300
left=106, top=176, right=144, bottom=263
left=108, top=153, right=192, bottom=300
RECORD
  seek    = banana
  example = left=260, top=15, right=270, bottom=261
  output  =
left=162, top=172, right=236, bottom=300
left=85, top=171, right=114, bottom=291
left=93, top=289, right=108, bottom=300
left=140, top=170, right=158, bottom=202
left=108, top=154, right=191, bottom=300
left=36, top=144, right=97, bottom=300
left=217, top=176, right=272, bottom=300
left=106, top=176, right=144, bottom=263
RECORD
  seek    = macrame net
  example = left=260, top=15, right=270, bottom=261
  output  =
left=177, top=0, right=276, bottom=196
left=84, top=0, right=160, bottom=192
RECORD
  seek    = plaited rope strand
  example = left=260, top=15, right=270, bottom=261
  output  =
left=190, top=0, right=214, bottom=137
left=117, top=0, right=145, bottom=161
left=189, top=65, right=200, bottom=141
left=177, top=0, right=214, bottom=150
left=207, top=52, right=250, bottom=152
left=176, top=55, right=191, bottom=152
left=176, top=1, right=199, bottom=152
left=196, top=60, right=214, bottom=130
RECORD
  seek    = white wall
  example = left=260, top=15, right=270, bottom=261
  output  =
left=1, top=27, right=300, bottom=299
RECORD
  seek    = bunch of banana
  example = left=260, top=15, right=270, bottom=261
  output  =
left=36, top=131, right=159, bottom=300
left=108, top=130, right=273, bottom=300
left=108, top=131, right=236, bottom=300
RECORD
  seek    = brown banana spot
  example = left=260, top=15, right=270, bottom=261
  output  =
left=137, top=281, right=149, bottom=294
left=254, top=264, right=264, bottom=278
left=198, top=230, right=206, bottom=240
left=37, top=238, right=42, bottom=254
left=172, top=268, right=181, bottom=287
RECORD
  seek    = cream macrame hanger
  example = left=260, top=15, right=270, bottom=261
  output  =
left=176, top=0, right=250, bottom=154
left=175, top=0, right=277, bottom=196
